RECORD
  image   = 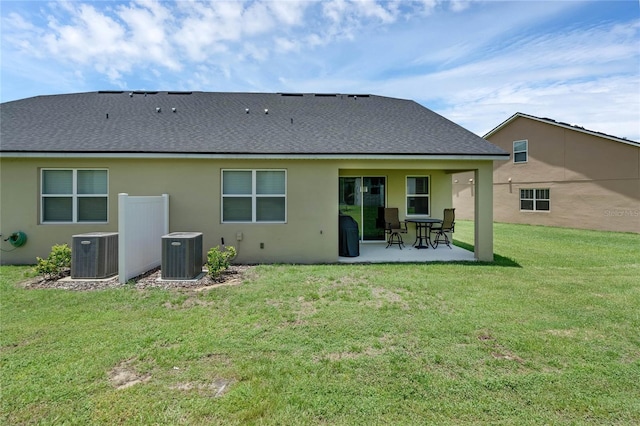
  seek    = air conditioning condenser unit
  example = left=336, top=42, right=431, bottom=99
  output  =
left=161, top=232, right=203, bottom=280
left=71, top=232, right=118, bottom=279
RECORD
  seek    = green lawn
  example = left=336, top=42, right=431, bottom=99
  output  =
left=1, top=222, right=639, bottom=425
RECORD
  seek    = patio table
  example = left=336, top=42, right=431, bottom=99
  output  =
left=405, top=218, right=443, bottom=249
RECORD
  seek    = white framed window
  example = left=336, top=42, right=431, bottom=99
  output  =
left=406, top=176, right=430, bottom=216
left=520, top=188, right=549, bottom=211
left=513, top=140, right=528, bottom=163
left=222, top=169, right=286, bottom=223
left=41, top=169, right=108, bottom=223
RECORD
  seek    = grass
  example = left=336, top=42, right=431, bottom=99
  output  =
left=1, top=222, right=639, bottom=425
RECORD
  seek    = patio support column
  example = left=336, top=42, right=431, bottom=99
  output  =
left=474, top=163, right=494, bottom=262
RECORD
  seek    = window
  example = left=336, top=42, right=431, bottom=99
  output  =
left=513, top=140, right=528, bottom=163
left=222, top=170, right=286, bottom=222
left=406, top=176, right=430, bottom=216
left=41, top=169, right=108, bottom=223
left=520, top=188, right=549, bottom=211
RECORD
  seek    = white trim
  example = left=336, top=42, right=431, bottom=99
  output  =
left=519, top=188, right=550, bottom=212
left=40, top=168, right=109, bottom=224
left=221, top=169, right=287, bottom=223
left=513, top=139, right=528, bottom=164
left=405, top=175, right=431, bottom=217
left=1, top=152, right=510, bottom=161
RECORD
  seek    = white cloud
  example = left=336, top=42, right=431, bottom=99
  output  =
left=2, top=13, right=46, bottom=59
left=266, top=0, right=308, bottom=26
left=173, top=2, right=243, bottom=61
left=242, top=42, right=269, bottom=62
left=116, top=0, right=181, bottom=70
left=243, top=1, right=277, bottom=35
left=47, top=4, right=125, bottom=60
left=441, top=75, right=640, bottom=141
left=352, top=0, right=399, bottom=23
left=322, top=0, right=349, bottom=23
left=1, top=0, right=638, bottom=141
left=450, top=0, right=475, bottom=13
left=375, top=17, right=638, bottom=95
left=24, top=1, right=181, bottom=85
left=415, top=0, right=438, bottom=15
left=4, top=11, right=38, bottom=32
left=274, top=36, right=300, bottom=53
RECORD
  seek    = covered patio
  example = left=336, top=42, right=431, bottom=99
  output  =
left=338, top=160, right=497, bottom=264
left=338, top=242, right=476, bottom=263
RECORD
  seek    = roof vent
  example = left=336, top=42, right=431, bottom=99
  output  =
left=245, top=108, right=250, bottom=114
left=172, top=108, right=177, bottom=113
left=129, top=92, right=133, bottom=97
left=264, top=109, right=269, bottom=114
left=156, top=107, right=161, bottom=113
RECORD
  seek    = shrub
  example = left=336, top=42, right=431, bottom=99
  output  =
left=206, top=245, right=237, bottom=278
left=35, top=243, right=72, bottom=280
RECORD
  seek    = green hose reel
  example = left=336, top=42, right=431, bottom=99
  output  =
left=6, top=231, right=27, bottom=248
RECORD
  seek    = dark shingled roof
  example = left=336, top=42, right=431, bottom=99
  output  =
left=1, top=91, right=508, bottom=156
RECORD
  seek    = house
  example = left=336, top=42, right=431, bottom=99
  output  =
left=453, top=112, right=640, bottom=233
left=0, top=91, right=508, bottom=265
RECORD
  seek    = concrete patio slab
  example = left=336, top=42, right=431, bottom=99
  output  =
left=338, top=242, right=476, bottom=263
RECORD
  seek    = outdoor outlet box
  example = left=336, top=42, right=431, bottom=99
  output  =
left=236, top=232, right=243, bottom=241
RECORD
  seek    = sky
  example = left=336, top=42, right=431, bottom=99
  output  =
left=1, top=0, right=639, bottom=141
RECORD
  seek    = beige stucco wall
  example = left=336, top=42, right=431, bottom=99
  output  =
left=492, top=180, right=639, bottom=232
left=1, top=157, right=496, bottom=264
left=452, top=171, right=476, bottom=220
left=453, top=117, right=640, bottom=233
left=1, top=157, right=338, bottom=264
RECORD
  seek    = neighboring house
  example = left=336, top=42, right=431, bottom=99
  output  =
left=1, top=91, right=508, bottom=265
left=453, top=112, right=640, bottom=233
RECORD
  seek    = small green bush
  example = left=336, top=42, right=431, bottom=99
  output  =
left=35, top=243, right=72, bottom=280
left=206, top=245, right=237, bottom=278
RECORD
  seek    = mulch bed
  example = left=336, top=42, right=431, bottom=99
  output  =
left=20, top=265, right=253, bottom=291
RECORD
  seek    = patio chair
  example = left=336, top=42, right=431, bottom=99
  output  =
left=431, top=208, right=455, bottom=249
left=383, top=207, right=407, bottom=249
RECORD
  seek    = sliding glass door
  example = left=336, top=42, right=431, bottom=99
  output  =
left=339, top=176, right=386, bottom=241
